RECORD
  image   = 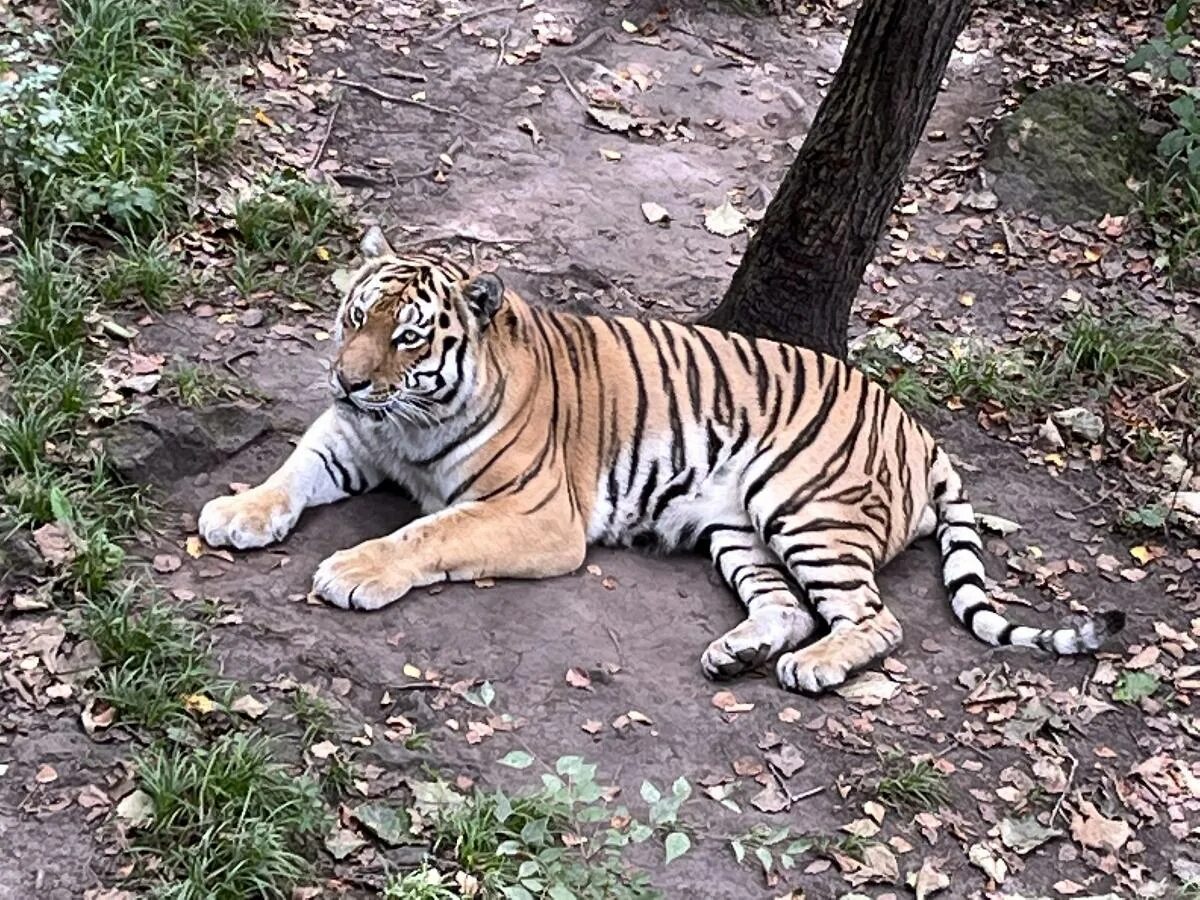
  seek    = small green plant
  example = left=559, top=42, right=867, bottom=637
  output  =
left=99, top=232, right=182, bottom=308
left=930, top=339, right=1057, bottom=412
left=849, top=330, right=934, bottom=412
left=161, top=363, right=241, bottom=408
left=405, top=728, right=433, bottom=752
left=427, top=753, right=667, bottom=898
left=234, top=174, right=343, bottom=280
left=1058, top=306, right=1183, bottom=385
left=133, top=731, right=328, bottom=897
left=290, top=689, right=334, bottom=746
left=729, top=824, right=814, bottom=878
left=1128, top=1, right=1200, bottom=282
left=83, top=589, right=217, bottom=728
left=1123, top=501, right=1170, bottom=530
left=384, top=865, right=459, bottom=900
left=873, top=754, right=950, bottom=812
left=6, top=240, right=92, bottom=362
left=1113, top=670, right=1161, bottom=704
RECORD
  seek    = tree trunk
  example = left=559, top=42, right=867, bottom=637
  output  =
left=704, top=0, right=972, bottom=358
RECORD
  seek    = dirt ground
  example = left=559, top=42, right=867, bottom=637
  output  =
left=3, top=1, right=1198, bottom=898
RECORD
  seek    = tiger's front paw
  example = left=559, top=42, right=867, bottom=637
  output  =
left=199, top=486, right=298, bottom=549
left=313, top=538, right=411, bottom=611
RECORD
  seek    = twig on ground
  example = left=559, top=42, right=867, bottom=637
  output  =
left=425, top=5, right=512, bottom=42
left=497, top=28, right=510, bottom=67
left=557, top=27, right=613, bottom=58
left=390, top=681, right=449, bottom=691
left=550, top=60, right=587, bottom=109
left=1050, top=752, right=1079, bottom=826
left=223, top=349, right=258, bottom=377
left=381, top=67, right=428, bottom=82
left=308, top=96, right=341, bottom=171
left=334, top=78, right=490, bottom=129
left=666, top=22, right=757, bottom=63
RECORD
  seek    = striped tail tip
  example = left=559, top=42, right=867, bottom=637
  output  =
left=1079, top=609, right=1126, bottom=649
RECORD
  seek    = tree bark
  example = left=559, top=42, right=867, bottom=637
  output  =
left=704, top=0, right=973, bottom=358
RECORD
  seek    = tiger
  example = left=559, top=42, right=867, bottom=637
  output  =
left=198, top=226, right=1125, bottom=693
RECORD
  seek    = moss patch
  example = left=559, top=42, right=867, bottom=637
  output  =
left=985, top=82, right=1154, bottom=222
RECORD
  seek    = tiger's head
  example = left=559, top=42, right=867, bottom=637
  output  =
left=330, top=226, right=504, bottom=421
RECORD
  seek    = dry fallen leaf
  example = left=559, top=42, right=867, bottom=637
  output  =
left=1070, top=802, right=1132, bottom=852
left=967, top=842, right=1007, bottom=883
left=565, top=667, right=592, bottom=690
left=33, top=523, right=75, bottom=567
left=750, top=782, right=789, bottom=813
left=230, top=694, right=269, bottom=719
left=704, top=200, right=747, bottom=237
left=153, top=554, right=181, bottom=574
left=115, top=789, right=154, bottom=827
left=912, top=857, right=950, bottom=899
left=641, top=201, right=670, bottom=224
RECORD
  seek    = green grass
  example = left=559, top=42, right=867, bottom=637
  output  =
left=232, top=173, right=345, bottom=297
left=384, top=866, right=460, bottom=900
left=856, top=303, right=1195, bottom=423
left=0, top=2, right=338, bottom=898
left=7, top=240, right=92, bottom=362
left=1059, top=305, right=1184, bottom=385
left=849, top=335, right=934, bottom=412
left=99, top=232, right=183, bottom=308
left=424, top=757, right=661, bottom=899
left=1, top=0, right=280, bottom=241
left=133, top=731, right=328, bottom=898
left=161, top=362, right=241, bottom=408
left=84, top=589, right=217, bottom=728
left=931, top=339, right=1058, bottom=412
left=289, top=689, right=335, bottom=747
left=873, top=755, right=950, bottom=812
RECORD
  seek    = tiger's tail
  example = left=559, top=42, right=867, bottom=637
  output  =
left=928, top=447, right=1125, bottom=653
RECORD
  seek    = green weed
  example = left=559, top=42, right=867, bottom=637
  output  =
left=83, top=589, right=216, bottom=728
left=873, top=754, right=950, bottom=812
left=931, top=339, right=1057, bottom=412
left=161, top=363, right=241, bottom=408
left=383, top=865, right=459, bottom=900
left=1059, top=306, right=1183, bottom=385
left=427, top=755, right=665, bottom=899
left=133, top=731, right=328, bottom=898
left=6, top=240, right=92, bottom=362
left=99, top=232, right=182, bottom=308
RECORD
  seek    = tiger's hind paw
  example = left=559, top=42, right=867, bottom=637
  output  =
left=701, top=606, right=816, bottom=680
left=775, top=650, right=851, bottom=693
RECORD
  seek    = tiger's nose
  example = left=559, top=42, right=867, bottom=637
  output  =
left=335, top=371, right=371, bottom=395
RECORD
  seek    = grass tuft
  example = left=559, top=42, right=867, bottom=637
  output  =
left=161, top=362, right=241, bottom=408
left=99, top=232, right=182, bottom=308
left=7, top=240, right=93, bottom=362
left=873, top=755, right=950, bottom=812
left=83, top=589, right=215, bottom=728
left=133, top=731, right=328, bottom=897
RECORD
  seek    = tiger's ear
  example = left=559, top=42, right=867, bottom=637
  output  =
left=360, top=225, right=394, bottom=259
left=462, top=273, right=503, bottom=323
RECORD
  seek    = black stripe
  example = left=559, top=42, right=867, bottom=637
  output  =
left=947, top=572, right=986, bottom=594
left=996, top=623, right=1016, bottom=645
left=309, top=447, right=341, bottom=490
left=960, top=601, right=990, bottom=631
left=948, top=539, right=982, bottom=555
left=651, top=469, right=696, bottom=520
left=608, top=319, right=648, bottom=493
left=635, top=461, right=661, bottom=520
left=803, top=579, right=870, bottom=594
